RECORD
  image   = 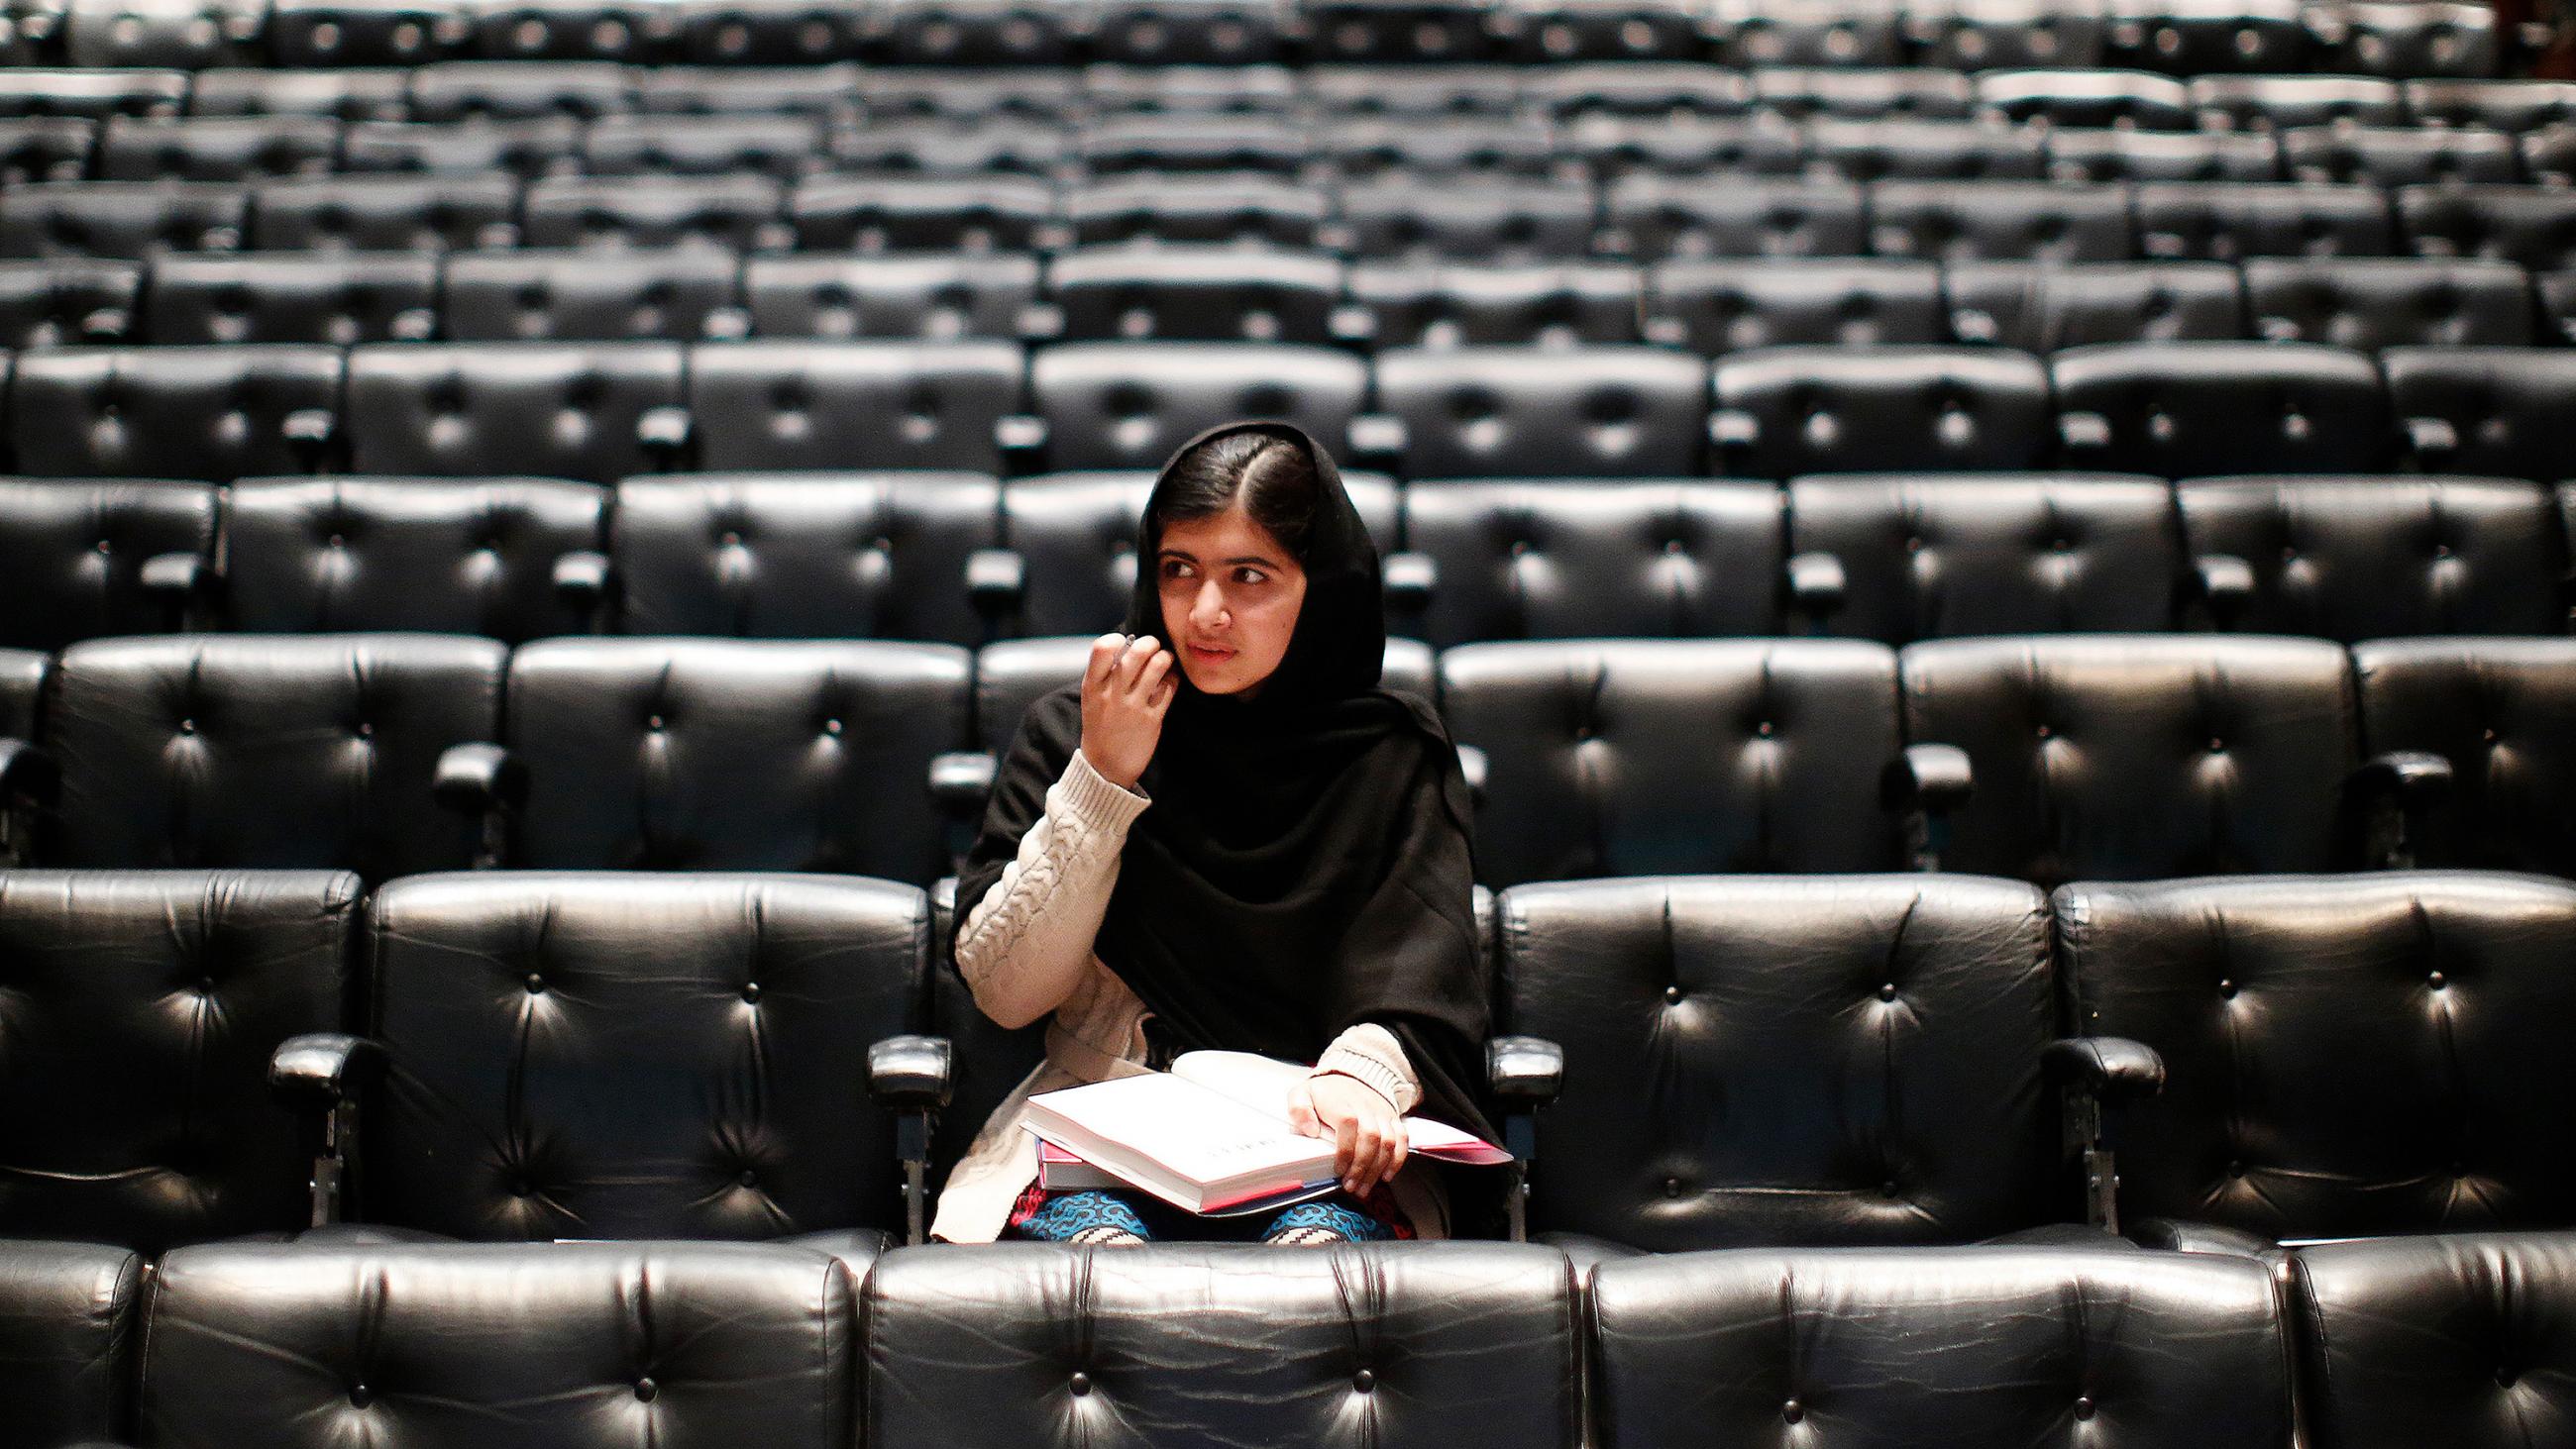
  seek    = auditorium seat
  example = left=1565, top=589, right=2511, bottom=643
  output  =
left=406, top=59, right=633, bottom=122
left=2311, top=0, right=2498, bottom=79
left=2056, top=872, right=2576, bottom=1248
left=0, top=869, right=357, bottom=1249
left=634, top=61, right=861, bottom=114
left=0, top=65, right=185, bottom=120
left=0, top=477, right=215, bottom=648
left=520, top=174, right=790, bottom=253
left=1079, top=113, right=1309, bottom=178
left=1494, top=0, right=1705, bottom=63
left=1081, top=62, right=1301, bottom=116
left=2281, top=125, right=2524, bottom=186
left=1064, top=174, right=1327, bottom=250
left=0, top=648, right=45, bottom=742
left=2405, top=79, right=2576, bottom=132
left=607, top=471, right=1008, bottom=643
left=2241, top=258, right=2536, bottom=347
left=1027, top=342, right=1366, bottom=473
left=1588, top=1245, right=2290, bottom=1449
left=825, top=117, right=1070, bottom=178
left=1501, top=874, right=2074, bottom=1252
left=2383, top=346, right=2576, bottom=481
left=1909, top=0, right=2108, bottom=69
left=185, top=67, right=411, bottom=122
left=1322, top=116, right=1563, bottom=183
left=857, top=66, right=1081, bottom=124
left=141, top=252, right=441, bottom=346
left=582, top=112, right=821, bottom=180
left=1945, top=260, right=2247, bottom=349
left=443, top=248, right=743, bottom=343
left=865, top=0, right=1073, bottom=65
left=140, top=1241, right=859, bottom=1442
left=1375, top=345, right=1709, bottom=477
left=865, top=1243, right=1575, bottom=1447
left=9, top=345, right=341, bottom=479
left=1974, top=68, right=2199, bottom=130
left=0, top=114, right=92, bottom=184
left=1604, top=174, right=1868, bottom=259
left=743, top=254, right=1041, bottom=341
left=1785, top=472, right=2183, bottom=641
left=1646, top=259, right=1947, bottom=351
left=1718, top=4, right=1907, bottom=67
left=2051, top=341, right=2390, bottom=475
left=1711, top=347, right=2055, bottom=475
left=1343, top=261, right=1644, bottom=349
left=248, top=173, right=520, bottom=251
left=1565, top=114, right=1805, bottom=177
left=790, top=175, right=1055, bottom=254
left=2043, top=126, right=2282, bottom=182
left=2399, top=184, right=2576, bottom=271
left=0, top=256, right=133, bottom=345
left=1048, top=245, right=1342, bottom=345
left=1391, top=479, right=1784, bottom=645
left=2354, top=638, right=2575, bottom=878
left=1306, top=0, right=1504, bottom=62
left=2177, top=476, right=2568, bottom=639
left=266, top=0, right=470, bottom=65
left=473, top=0, right=682, bottom=62
left=1084, top=0, right=1289, bottom=64
left=0, top=1239, right=140, bottom=1445
left=269, top=872, right=929, bottom=1246
left=2134, top=181, right=2398, bottom=259
left=2103, top=0, right=2309, bottom=74
left=1804, top=119, right=2049, bottom=182
left=339, top=117, right=582, bottom=178
left=1440, top=638, right=1907, bottom=883
left=39, top=633, right=502, bottom=877
left=96, top=115, right=339, bottom=182
left=0, top=180, right=246, bottom=259
left=450, top=637, right=968, bottom=880
left=343, top=342, right=686, bottom=482
left=2190, top=73, right=2410, bottom=131
left=1336, top=180, right=1598, bottom=263
left=1896, top=634, right=2361, bottom=883
left=217, top=476, right=607, bottom=641
left=684, top=340, right=1023, bottom=473
left=1867, top=180, right=2136, bottom=264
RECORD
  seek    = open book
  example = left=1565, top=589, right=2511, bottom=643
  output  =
left=1023, top=1050, right=1511, bottom=1217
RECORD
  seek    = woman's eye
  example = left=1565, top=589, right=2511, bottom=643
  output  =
left=1233, top=568, right=1268, bottom=585
left=1159, top=560, right=1194, bottom=580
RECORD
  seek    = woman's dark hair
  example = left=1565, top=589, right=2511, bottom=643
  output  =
left=1151, top=428, right=1321, bottom=563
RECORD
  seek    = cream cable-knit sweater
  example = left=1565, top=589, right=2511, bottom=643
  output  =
left=928, top=746, right=1446, bottom=1244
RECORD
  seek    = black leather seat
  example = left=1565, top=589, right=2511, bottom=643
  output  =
left=824, top=117, right=1070, bottom=179
left=1323, top=116, right=1562, bottom=184
left=2404, top=78, right=2576, bottom=132
left=2056, top=872, right=2576, bottom=1249
left=1337, top=180, right=1599, bottom=264
left=2176, top=476, right=2568, bottom=640
left=1084, top=0, right=1288, bottom=63
left=141, top=1241, right=860, bottom=1441
left=2241, top=258, right=2536, bottom=347
left=1077, top=113, right=1309, bottom=178
left=1945, top=260, right=2247, bottom=349
left=610, top=472, right=1006, bottom=644
left=217, top=476, right=608, bottom=642
left=788, top=176, right=1056, bottom=254
left=1716, top=4, right=1906, bottom=66
left=470, top=0, right=683, bottom=60
left=0, top=1238, right=141, bottom=1443
left=2051, top=341, right=2391, bottom=476
left=867, top=1243, right=1575, bottom=1446
left=338, top=118, right=582, bottom=179
left=743, top=254, right=1039, bottom=342
left=1712, top=347, right=2055, bottom=476
left=2354, top=638, right=2576, bottom=878
left=1604, top=174, right=1868, bottom=259
left=1394, top=479, right=1784, bottom=645
left=1974, top=67, right=2198, bottom=130
left=856, top=67, right=1082, bottom=125
left=2384, top=347, right=2576, bottom=481
left=2190, top=74, right=2410, bottom=132
left=1806, top=119, right=2048, bottom=182
left=519, top=174, right=789, bottom=253
left=1440, top=638, right=1908, bottom=883
left=0, top=869, right=358, bottom=1249
left=1304, top=0, right=1506, bottom=62
left=1048, top=245, right=1342, bottom=345
left=1647, top=259, right=1946, bottom=351
left=1375, top=345, right=1710, bottom=478
left=2133, top=181, right=2397, bottom=260
left=248, top=174, right=521, bottom=252
left=2313, top=0, right=2497, bottom=78
left=1027, top=342, right=1366, bottom=474
left=0, top=476, right=216, bottom=648
left=0, top=66, right=188, bottom=120
left=634, top=62, right=863, bottom=114
left=685, top=340, right=1025, bottom=474
left=1589, top=1244, right=2290, bottom=1449
left=2399, top=185, right=2576, bottom=272
left=2043, top=127, right=2282, bottom=182
left=61, top=0, right=262, bottom=66
left=1786, top=472, right=2184, bottom=642
left=865, top=0, right=1073, bottom=64
left=2282, top=125, right=2522, bottom=186
left=1911, top=0, right=2108, bottom=69
left=96, top=115, right=339, bottom=181
left=140, top=252, right=441, bottom=346
left=1495, top=0, right=1707, bottom=62
left=1063, top=175, right=1326, bottom=250
left=1756, top=68, right=1976, bottom=120
left=343, top=342, right=687, bottom=483
left=1501, top=874, right=2067, bottom=1252
left=442, top=249, right=744, bottom=343
left=583, top=115, right=818, bottom=179
left=0, top=116, right=95, bottom=184
left=1898, top=634, right=2361, bottom=884
left=1563, top=114, right=1805, bottom=178
left=1080, top=63, right=1302, bottom=117
left=0, top=256, right=137, bottom=346
left=41, top=633, right=504, bottom=877
left=265, top=0, right=471, bottom=63
left=185, top=67, right=412, bottom=122
left=1344, top=261, right=1644, bottom=350
left=473, top=638, right=970, bottom=881
left=2103, top=0, right=2309, bottom=73
left=0, top=180, right=247, bottom=259
left=8, top=345, right=342, bottom=479
left=405, top=60, right=633, bottom=122
left=1869, top=180, right=2137, bottom=264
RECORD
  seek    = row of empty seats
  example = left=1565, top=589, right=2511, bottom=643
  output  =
left=0, top=339, right=2564, bottom=483
left=0, top=630, right=2565, bottom=883
left=0, top=864, right=2568, bottom=1255
left=9, top=471, right=2571, bottom=650
left=0, top=0, right=2529, bottom=73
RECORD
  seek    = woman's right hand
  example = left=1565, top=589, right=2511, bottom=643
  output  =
left=1079, top=632, right=1177, bottom=790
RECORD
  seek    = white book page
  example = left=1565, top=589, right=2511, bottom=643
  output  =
left=1173, top=1050, right=1508, bottom=1159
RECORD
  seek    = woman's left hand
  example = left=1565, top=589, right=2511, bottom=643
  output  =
left=1285, top=1073, right=1409, bottom=1195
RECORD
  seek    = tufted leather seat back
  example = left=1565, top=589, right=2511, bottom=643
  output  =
left=1378, top=345, right=1708, bottom=478
left=2383, top=347, right=2576, bottom=482
left=1050, top=245, right=1342, bottom=346
left=1443, top=638, right=1905, bottom=884
left=2051, top=341, right=2390, bottom=476
left=1030, top=343, right=1365, bottom=473
left=2241, top=259, right=2537, bottom=349
left=407, top=60, right=633, bottom=122
left=0, top=180, right=245, bottom=259
left=2190, top=74, right=2408, bottom=131
left=1590, top=1245, right=2290, bottom=1449
left=2355, top=639, right=2576, bottom=879
left=1713, top=346, right=2054, bottom=475
left=1346, top=261, right=1643, bottom=350
left=612, top=472, right=1002, bottom=643
left=0, top=477, right=216, bottom=649
left=1398, top=479, right=1783, bottom=645
left=2133, top=181, right=2396, bottom=261
left=1869, top=180, right=2136, bottom=263
left=2044, top=128, right=2280, bottom=182
left=584, top=113, right=821, bottom=180
left=1975, top=68, right=2199, bottom=129
left=0, top=1239, right=141, bottom=1448
left=502, top=637, right=970, bottom=880
left=1791, top=472, right=2181, bottom=643
left=98, top=115, right=340, bottom=182
left=788, top=176, right=1057, bottom=255
left=0, top=257, right=142, bottom=348
left=442, top=249, right=741, bottom=344
left=47, top=633, right=504, bottom=877
left=142, top=252, right=441, bottom=347
left=1649, top=259, right=1945, bottom=352
left=520, top=174, right=788, bottom=253
left=345, top=342, right=685, bottom=482
left=2177, top=477, right=2568, bottom=641
left=0, top=649, right=43, bottom=738
left=247, top=174, right=521, bottom=252
left=363, top=873, right=926, bottom=1239
left=1503, top=874, right=2057, bottom=1249
left=1945, top=260, right=2247, bottom=351
left=865, top=1243, right=1578, bottom=1449
left=1338, top=180, right=1599, bottom=263
left=743, top=255, right=1039, bottom=342
left=2399, top=185, right=2576, bottom=272
left=1604, top=175, right=1869, bottom=260
left=2057, top=872, right=2576, bottom=1241
left=1064, top=175, right=1328, bottom=250
left=0, top=870, right=357, bottom=1249
left=140, top=1241, right=856, bottom=1448
left=219, top=476, right=607, bottom=641
left=2284, top=125, right=2522, bottom=187
left=1900, top=634, right=2358, bottom=884
left=687, top=340, right=1024, bottom=473
left=338, top=120, right=581, bottom=181
left=1807, top=119, right=2049, bottom=182
left=9, top=345, right=342, bottom=480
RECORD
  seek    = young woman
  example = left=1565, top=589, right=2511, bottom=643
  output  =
left=930, top=420, right=1497, bottom=1246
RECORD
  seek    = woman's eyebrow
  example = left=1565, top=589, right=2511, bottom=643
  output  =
left=1158, top=548, right=1280, bottom=569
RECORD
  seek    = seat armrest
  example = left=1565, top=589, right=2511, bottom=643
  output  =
left=2059, top=411, right=2111, bottom=452
left=1329, top=304, right=1377, bottom=345
left=868, top=1034, right=954, bottom=1110
left=1382, top=550, right=1438, bottom=607
left=2403, top=415, right=2458, bottom=463
left=2191, top=553, right=2253, bottom=628
left=269, top=1033, right=378, bottom=1102
left=1487, top=1035, right=1563, bottom=1108
left=965, top=548, right=1024, bottom=618
left=80, top=304, right=130, bottom=341
left=929, top=751, right=998, bottom=816
left=434, top=742, right=527, bottom=814
left=1708, top=409, right=1759, bottom=452
left=2351, top=749, right=2455, bottom=805
left=1454, top=743, right=1488, bottom=809
left=282, top=408, right=336, bottom=469
left=2129, top=1217, right=2276, bottom=1258
left=1878, top=742, right=1973, bottom=816
left=140, top=551, right=206, bottom=601
left=551, top=550, right=614, bottom=620
left=1015, top=302, right=1064, bottom=341
left=2042, top=1036, right=2166, bottom=1100
left=636, top=406, right=693, bottom=465
left=995, top=414, right=1048, bottom=470
left=0, top=737, right=58, bottom=805
left=1346, top=413, right=1406, bottom=468
left=1785, top=551, right=1846, bottom=621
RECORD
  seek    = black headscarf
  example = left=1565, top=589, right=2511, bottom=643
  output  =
left=954, top=420, right=1497, bottom=1146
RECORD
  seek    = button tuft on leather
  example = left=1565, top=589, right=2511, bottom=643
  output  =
left=1878, top=983, right=1897, bottom=1002
left=2227, top=1160, right=2246, bottom=1178
left=1664, top=984, right=1683, bottom=1004
left=1783, top=1398, right=1804, bottom=1425
left=2218, top=979, right=2236, bottom=998
left=1069, top=1371, right=1093, bottom=1397
left=1662, top=1177, right=1682, bottom=1197
left=1880, top=1180, right=1898, bottom=1197
left=525, top=973, right=545, bottom=993
left=350, top=1384, right=374, bottom=1408
left=2075, top=1396, right=2095, bottom=1420
left=738, top=1170, right=758, bottom=1188
left=2429, top=971, right=2448, bottom=988
left=1352, top=1369, right=1375, bottom=1393
left=635, top=1377, right=657, bottom=1402
left=742, top=983, right=762, bottom=1003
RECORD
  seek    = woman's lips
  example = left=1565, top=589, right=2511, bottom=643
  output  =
left=1187, top=644, right=1235, bottom=663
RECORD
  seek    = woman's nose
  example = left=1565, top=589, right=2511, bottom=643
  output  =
left=1190, top=581, right=1227, bottom=629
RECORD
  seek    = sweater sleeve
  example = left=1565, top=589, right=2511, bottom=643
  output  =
left=953, top=748, right=1152, bottom=1031
left=1311, top=1022, right=1423, bottom=1114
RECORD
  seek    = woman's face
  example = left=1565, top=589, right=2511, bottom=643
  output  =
left=1155, top=505, right=1308, bottom=697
